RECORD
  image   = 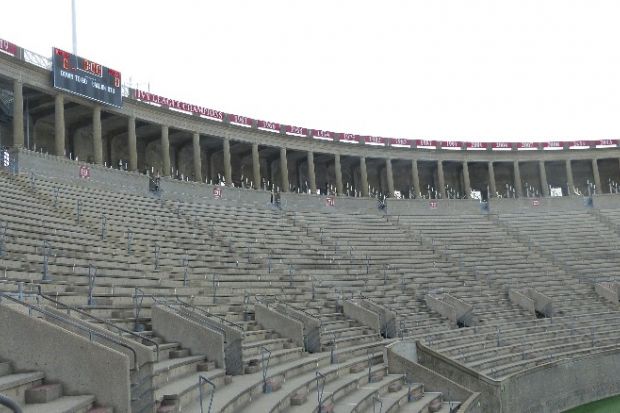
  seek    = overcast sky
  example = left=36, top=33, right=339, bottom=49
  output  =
left=3, top=0, right=620, bottom=142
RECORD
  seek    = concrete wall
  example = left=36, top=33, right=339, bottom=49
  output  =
left=594, top=283, right=619, bottom=304
left=255, top=304, right=304, bottom=349
left=151, top=305, right=225, bottom=369
left=385, top=341, right=482, bottom=413
left=425, top=294, right=457, bottom=326
left=386, top=198, right=483, bottom=215
left=13, top=147, right=150, bottom=195
left=0, top=304, right=131, bottom=413
left=343, top=300, right=381, bottom=333
left=508, top=289, right=535, bottom=314
left=416, top=341, right=501, bottom=412
left=490, top=195, right=591, bottom=213
left=280, top=193, right=379, bottom=214
left=501, top=347, right=620, bottom=412
left=274, top=304, right=322, bottom=353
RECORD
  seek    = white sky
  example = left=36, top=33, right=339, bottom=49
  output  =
left=3, top=0, right=620, bottom=142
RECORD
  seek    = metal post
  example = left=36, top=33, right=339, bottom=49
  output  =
left=87, top=264, right=96, bottom=306
left=261, top=346, right=272, bottom=393
left=76, top=199, right=81, bottom=224
left=183, top=254, right=189, bottom=287
left=0, top=221, right=6, bottom=257
left=154, top=243, right=160, bottom=270
left=315, top=371, right=326, bottom=413
left=198, top=375, right=216, bottom=413
left=212, top=274, right=219, bottom=301
left=288, top=264, right=294, bottom=287
left=0, top=394, right=23, bottom=413
left=41, top=240, right=50, bottom=281
left=53, top=186, right=59, bottom=207
left=100, top=214, right=107, bottom=240
left=126, top=229, right=133, bottom=255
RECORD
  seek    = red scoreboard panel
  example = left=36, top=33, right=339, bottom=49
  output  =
left=52, top=48, right=122, bottom=107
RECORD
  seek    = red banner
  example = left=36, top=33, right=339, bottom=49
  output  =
left=390, top=138, right=412, bottom=146
left=339, top=133, right=360, bottom=143
left=492, top=142, right=512, bottom=149
left=285, top=125, right=307, bottom=136
left=466, top=142, right=487, bottom=150
left=543, top=141, right=562, bottom=149
left=599, top=139, right=619, bottom=146
left=570, top=140, right=594, bottom=147
left=133, top=89, right=224, bottom=121
left=0, top=39, right=17, bottom=57
left=257, top=120, right=280, bottom=132
left=228, top=114, right=253, bottom=127
left=416, top=139, right=436, bottom=147
left=518, top=142, right=538, bottom=150
left=363, top=136, right=385, bottom=145
left=441, top=141, right=462, bottom=149
left=311, top=129, right=333, bottom=140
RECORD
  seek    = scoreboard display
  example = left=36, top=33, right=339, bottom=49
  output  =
left=52, top=47, right=122, bottom=107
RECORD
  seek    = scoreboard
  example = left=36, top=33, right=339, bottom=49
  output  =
left=52, top=47, right=122, bottom=107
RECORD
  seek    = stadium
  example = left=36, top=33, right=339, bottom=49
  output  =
left=1, top=33, right=620, bottom=413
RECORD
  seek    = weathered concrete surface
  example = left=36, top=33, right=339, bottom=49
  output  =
left=343, top=300, right=381, bottom=333
left=0, top=304, right=131, bottom=413
left=509, top=289, right=536, bottom=314
left=274, top=304, right=322, bottom=353
left=386, top=341, right=482, bottom=413
left=595, top=282, right=619, bottom=304
left=151, top=305, right=225, bottom=369
left=255, top=303, right=304, bottom=349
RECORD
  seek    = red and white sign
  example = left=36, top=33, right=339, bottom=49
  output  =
left=390, top=138, right=412, bottom=147
left=257, top=120, right=280, bottom=133
left=570, top=140, right=594, bottom=148
left=339, top=133, right=360, bottom=143
left=285, top=125, right=307, bottom=136
left=325, top=196, right=335, bottom=207
left=228, top=114, right=253, bottom=127
left=363, top=136, right=385, bottom=145
left=531, top=199, right=540, bottom=207
left=311, top=129, right=333, bottom=140
left=543, top=141, right=563, bottom=149
left=518, top=142, right=538, bottom=150
left=429, top=201, right=438, bottom=209
left=0, top=38, right=18, bottom=57
left=416, top=140, right=436, bottom=148
left=466, top=142, right=487, bottom=150
left=492, top=142, right=512, bottom=150
left=133, top=90, right=224, bottom=121
left=79, top=165, right=90, bottom=179
left=441, top=141, right=462, bottom=149
left=213, top=187, right=222, bottom=199
left=598, top=139, right=619, bottom=147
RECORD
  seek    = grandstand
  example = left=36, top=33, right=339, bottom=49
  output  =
left=1, top=38, right=620, bottom=413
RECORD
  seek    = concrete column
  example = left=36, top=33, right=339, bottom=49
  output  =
left=437, top=160, right=446, bottom=198
left=252, top=143, right=261, bottom=189
left=360, top=156, right=369, bottom=197
left=307, top=151, right=317, bottom=194
left=92, top=106, right=103, bottom=165
left=411, top=159, right=420, bottom=198
left=279, top=147, right=289, bottom=192
left=513, top=160, right=523, bottom=197
left=223, top=137, right=232, bottom=186
left=54, top=94, right=65, bottom=157
left=12, top=80, right=24, bottom=148
left=127, top=116, right=137, bottom=171
left=566, top=159, right=575, bottom=196
left=462, top=161, right=472, bottom=198
left=592, top=158, right=602, bottom=193
left=334, top=154, right=343, bottom=195
left=488, top=161, right=497, bottom=197
left=385, top=158, right=395, bottom=197
left=539, top=160, right=549, bottom=196
left=160, top=125, right=170, bottom=176
left=192, top=132, right=202, bottom=182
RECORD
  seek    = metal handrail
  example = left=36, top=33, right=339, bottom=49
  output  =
left=198, top=375, right=216, bottom=413
left=0, top=394, right=22, bottom=413
left=36, top=286, right=160, bottom=360
left=174, top=295, right=245, bottom=333
left=0, top=292, right=139, bottom=371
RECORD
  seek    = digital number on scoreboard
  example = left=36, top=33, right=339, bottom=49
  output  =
left=52, top=47, right=122, bottom=107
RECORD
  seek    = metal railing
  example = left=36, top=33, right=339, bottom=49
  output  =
left=0, top=292, right=139, bottom=371
left=198, top=375, right=216, bottom=413
left=36, top=286, right=160, bottom=360
left=0, top=394, right=22, bottom=413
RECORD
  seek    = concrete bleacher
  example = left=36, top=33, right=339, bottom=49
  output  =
left=4, top=158, right=620, bottom=411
